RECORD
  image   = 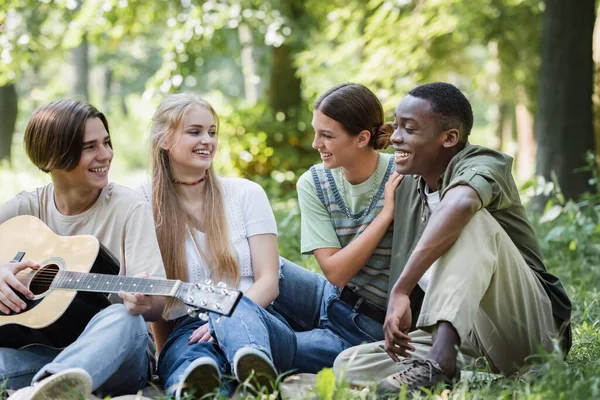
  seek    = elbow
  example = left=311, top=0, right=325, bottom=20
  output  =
left=255, top=275, right=280, bottom=304
left=459, top=196, right=481, bottom=216
left=322, top=269, right=350, bottom=288
left=271, top=281, right=280, bottom=300
left=145, top=297, right=166, bottom=322
left=444, top=190, right=481, bottom=217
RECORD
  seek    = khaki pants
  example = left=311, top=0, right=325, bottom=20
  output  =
left=334, top=209, right=561, bottom=385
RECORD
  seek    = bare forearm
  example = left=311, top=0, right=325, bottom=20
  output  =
left=151, top=317, right=174, bottom=355
left=142, top=296, right=166, bottom=322
left=244, top=276, right=279, bottom=308
left=320, top=212, right=393, bottom=287
left=245, top=234, right=279, bottom=308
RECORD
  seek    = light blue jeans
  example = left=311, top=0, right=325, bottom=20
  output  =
left=270, top=258, right=384, bottom=373
left=159, top=296, right=296, bottom=394
left=0, top=303, right=149, bottom=396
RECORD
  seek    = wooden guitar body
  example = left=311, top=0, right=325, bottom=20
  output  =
left=0, top=215, right=118, bottom=348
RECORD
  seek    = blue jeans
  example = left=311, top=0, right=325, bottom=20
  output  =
left=0, top=303, right=149, bottom=396
left=271, top=258, right=384, bottom=373
left=158, top=296, right=296, bottom=393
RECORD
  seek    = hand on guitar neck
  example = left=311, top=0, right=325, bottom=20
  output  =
left=0, top=261, right=40, bottom=314
left=118, top=272, right=162, bottom=319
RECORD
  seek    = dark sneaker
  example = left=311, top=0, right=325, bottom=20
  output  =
left=175, top=357, right=221, bottom=400
left=376, top=359, right=458, bottom=396
left=233, top=347, right=277, bottom=394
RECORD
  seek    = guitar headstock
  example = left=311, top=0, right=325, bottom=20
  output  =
left=176, top=280, right=242, bottom=317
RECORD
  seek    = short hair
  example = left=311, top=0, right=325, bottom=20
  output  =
left=24, top=99, right=109, bottom=173
left=408, top=82, right=473, bottom=145
left=314, top=83, right=393, bottom=150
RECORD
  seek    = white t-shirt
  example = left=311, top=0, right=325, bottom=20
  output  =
left=417, top=185, right=441, bottom=291
left=0, top=183, right=167, bottom=297
left=138, top=177, right=278, bottom=319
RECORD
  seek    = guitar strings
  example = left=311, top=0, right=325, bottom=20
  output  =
left=25, top=270, right=175, bottom=291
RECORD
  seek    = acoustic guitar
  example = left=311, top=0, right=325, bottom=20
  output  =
left=0, top=215, right=242, bottom=348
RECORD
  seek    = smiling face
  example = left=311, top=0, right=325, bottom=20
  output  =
left=390, top=95, right=457, bottom=180
left=167, top=104, right=218, bottom=179
left=51, top=117, right=113, bottom=191
left=311, top=109, right=362, bottom=169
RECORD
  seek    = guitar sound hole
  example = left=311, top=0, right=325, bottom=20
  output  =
left=30, top=264, right=60, bottom=296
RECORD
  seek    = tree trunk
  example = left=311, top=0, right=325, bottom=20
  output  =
left=71, top=34, right=89, bottom=100
left=103, top=67, right=113, bottom=113
left=592, top=10, right=600, bottom=176
left=515, top=102, right=536, bottom=183
left=0, top=84, right=18, bottom=163
left=495, top=103, right=514, bottom=153
left=534, top=0, right=596, bottom=204
left=119, top=84, right=128, bottom=117
left=268, top=44, right=302, bottom=120
left=238, top=23, right=260, bottom=105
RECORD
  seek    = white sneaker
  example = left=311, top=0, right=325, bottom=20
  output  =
left=8, top=368, right=92, bottom=400
left=233, top=347, right=277, bottom=393
left=174, top=357, right=221, bottom=400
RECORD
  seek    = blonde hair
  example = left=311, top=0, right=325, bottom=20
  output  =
left=149, top=93, right=239, bottom=314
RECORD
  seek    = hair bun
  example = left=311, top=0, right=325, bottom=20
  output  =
left=371, top=122, right=394, bottom=150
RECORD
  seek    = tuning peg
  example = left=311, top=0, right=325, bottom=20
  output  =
left=194, top=283, right=202, bottom=290
left=204, top=279, right=213, bottom=286
left=187, top=308, right=198, bottom=318
left=213, top=303, right=222, bottom=311
left=217, top=281, right=227, bottom=288
left=200, top=300, right=207, bottom=307
left=220, top=289, right=229, bottom=296
left=198, top=312, right=209, bottom=321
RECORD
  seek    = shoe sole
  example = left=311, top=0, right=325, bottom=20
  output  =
left=236, top=353, right=277, bottom=393
left=32, top=373, right=92, bottom=400
left=181, top=363, right=221, bottom=399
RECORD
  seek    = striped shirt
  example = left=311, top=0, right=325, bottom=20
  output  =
left=309, top=158, right=394, bottom=309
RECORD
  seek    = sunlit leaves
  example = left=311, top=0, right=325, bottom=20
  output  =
left=295, top=0, right=543, bottom=111
left=0, top=0, right=70, bottom=85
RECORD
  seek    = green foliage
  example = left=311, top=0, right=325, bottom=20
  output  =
left=0, top=0, right=70, bottom=85
left=530, top=153, right=600, bottom=301
left=315, top=368, right=336, bottom=400
left=295, top=0, right=543, bottom=111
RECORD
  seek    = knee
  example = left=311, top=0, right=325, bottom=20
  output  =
left=233, top=295, right=256, bottom=313
left=333, top=347, right=353, bottom=376
left=101, top=304, right=147, bottom=337
left=463, top=209, right=502, bottom=237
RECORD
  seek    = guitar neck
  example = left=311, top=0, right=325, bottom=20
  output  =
left=50, top=270, right=178, bottom=297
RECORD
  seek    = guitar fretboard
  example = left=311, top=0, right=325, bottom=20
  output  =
left=50, top=271, right=177, bottom=296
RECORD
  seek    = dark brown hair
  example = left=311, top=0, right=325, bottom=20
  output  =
left=24, top=99, right=110, bottom=173
left=314, top=83, right=393, bottom=150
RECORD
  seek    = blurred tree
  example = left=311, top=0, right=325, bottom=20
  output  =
left=0, top=0, right=69, bottom=162
left=70, top=0, right=88, bottom=100
left=0, top=84, right=17, bottom=161
left=71, top=35, right=89, bottom=100
left=534, top=0, right=596, bottom=204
